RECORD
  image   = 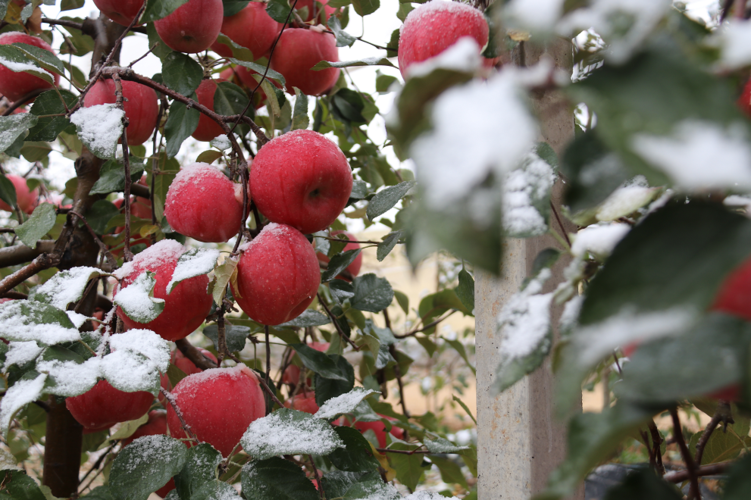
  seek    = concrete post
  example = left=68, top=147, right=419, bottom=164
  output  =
left=476, top=39, right=583, bottom=499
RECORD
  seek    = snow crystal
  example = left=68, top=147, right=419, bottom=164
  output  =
left=406, top=492, right=459, bottom=500
left=36, top=356, right=101, bottom=397
left=502, top=153, right=556, bottom=237
left=557, top=0, right=671, bottom=64
left=0, top=373, right=47, bottom=434
left=632, top=121, right=751, bottom=191
left=406, top=37, right=482, bottom=79
left=715, top=19, right=751, bottom=70
left=596, top=178, right=657, bottom=221
left=167, top=248, right=220, bottom=294
left=70, top=104, right=125, bottom=159
left=114, top=271, right=165, bottom=323
left=344, top=480, right=400, bottom=500
left=4, top=341, right=43, bottom=369
left=100, top=349, right=160, bottom=393
left=116, top=239, right=184, bottom=279
left=570, top=223, right=630, bottom=260
left=411, top=68, right=539, bottom=209
left=0, top=300, right=81, bottom=345
left=241, top=409, right=344, bottom=459
left=109, top=329, right=170, bottom=373
left=30, top=266, right=100, bottom=311
left=315, top=387, right=379, bottom=419
left=503, top=0, right=565, bottom=33
left=497, top=269, right=553, bottom=359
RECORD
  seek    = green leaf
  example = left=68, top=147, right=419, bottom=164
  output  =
left=394, top=290, right=408, bottom=314
left=146, top=22, right=174, bottom=60
left=228, top=58, right=286, bottom=88
left=278, top=310, right=330, bottom=328
left=211, top=256, right=238, bottom=306
left=61, top=0, right=84, bottom=10
left=113, top=271, right=165, bottom=324
left=723, top=454, right=751, bottom=500
left=342, top=478, right=399, bottom=500
left=12, top=43, right=64, bottom=77
left=0, top=114, right=38, bottom=153
left=0, top=470, right=46, bottom=500
left=174, top=444, right=222, bottom=500
left=162, top=53, right=203, bottom=96
left=202, top=324, right=249, bottom=353
left=90, top=158, right=145, bottom=195
left=28, top=89, right=78, bottom=142
left=0, top=174, right=17, bottom=209
left=86, top=200, right=120, bottom=235
left=322, top=249, right=361, bottom=282
left=329, top=279, right=354, bottom=305
left=430, top=455, right=468, bottom=488
left=315, top=355, right=355, bottom=405
left=376, top=231, right=402, bottom=261
left=79, top=486, right=115, bottom=500
left=192, top=481, right=242, bottom=500
left=328, top=15, right=357, bottom=47
left=388, top=442, right=429, bottom=491
left=367, top=181, right=415, bottom=220
left=164, top=100, right=200, bottom=158
left=0, top=45, right=53, bottom=83
left=241, top=409, right=344, bottom=459
left=599, top=468, right=681, bottom=500
left=241, top=457, right=319, bottom=500
left=15, top=203, right=56, bottom=248
left=167, top=248, right=219, bottom=293
left=196, top=150, right=223, bottom=164
left=423, top=436, right=468, bottom=454
left=109, top=435, right=188, bottom=500
left=223, top=0, right=249, bottom=16
left=265, top=0, right=292, bottom=23
left=351, top=0, right=378, bottom=16
left=376, top=73, right=398, bottom=93
left=142, top=0, right=191, bottom=23
left=292, top=344, right=348, bottom=381
left=455, top=268, right=474, bottom=313
left=0, top=0, right=8, bottom=18
left=328, top=426, right=380, bottom=471
left=350, top=274, right=393, bottom=312
left=688, top=425, right=751, bottom=465
left=0, top=300, right=79, bottom=344
left=292, top=88, right=309, bottom=130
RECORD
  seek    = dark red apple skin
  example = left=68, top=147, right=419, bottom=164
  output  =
left=115, top=240, right=213, bottom=342
left=282, top=341, right=329, bottom=386
left=712, top=256, right=751, bottom=322
left=84, top=79, right=158, bottom=146
left=345, top=414, right=404, bottom=448
left=739, top=78, right=751, bottom=118
left=192, top=79, right=226, bottom=142
left=0, top=174, right=38, bottom=214
left=398, top=1, right=488, bottom=78
left=231, top=223, right=321, bottom=326
left=251, top=129, right=352, bottom=234
left=166, top=365, right=266, bottom=457
left=160, top=347, right=218, bottom=396
left=66, top=379, right=154, bottom=431
left=154, top=0, right=223, bottom=53
left=269, top=29, right=340, bottom=96
left=93, top=0, right=145, bottom=26
left=0, top=33, right=59, bottom=101
left=284, top=393, right=320, bottom=414
left=210, top=2, right=281, bottom=58
left=317, top=231, right=362, bottom=280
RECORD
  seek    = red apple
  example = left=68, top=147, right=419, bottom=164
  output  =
left=84, top=79, right=158, bottom=146
left=398, top=1, right=488, bottom=78
left=282, top=341, right=329, bottom=386
left=114, top=239, right=213, bottom=341
left=231, top=223, right=321, bottom=325
left=712, top=255, right=751, bottom=321
left=739, top=78, right=751, bottom=118
left=210, top=2, right=281, bottom=59
left=269, top=28, right=340, bottom=96
left=93, top=0, right=144, bottom=26
left=0, top=33, right=59, bottom=101
left=251, top=129, right=352, bottom=234
left=0, top=174, right=38, bottom=214
left=160, top=347, right=218, bottom=396
left=192, top=79, right=226, bottom=142
left=316, top=231, right=362, bottom=280
left=123, top=409, right=167, bottom=447
left=166, top=364, right=265, bottom=457
left=154, top=0, right=223, bottom=53
left=66, top=379, right=154, bottom=431
left=294, top=0, right=337, bottom=23
left=353, top=415, right=405, bottom=448
left=164, top=162, right=244, bottom=243
left=284, top=393, right=320, bottom=414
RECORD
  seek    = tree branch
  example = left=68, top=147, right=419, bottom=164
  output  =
left=663, top=462, right=731, bottom=483
left=0, top=240, right=55, bottom=268
left=175, top=338, right=218, bottom=370
left=670, top=408, right=700, bottom=500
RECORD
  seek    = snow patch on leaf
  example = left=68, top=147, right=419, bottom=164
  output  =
left=109, top=329, right=170, bottom=373
left=0, top=374, right=47, bottom=435
left=167, top=247, right=219, bottom=294
left=114, top=271, right=165, bottom=324
left=241, top=409, right=344, bottom=459
left=502, top=152, right=556, bottom=237
left=497, top=269, right=553, bottom=360
left=29, top=266, right=101, bottom=310
left=570, top=223, right=630, bottom=260
left=4, top=341, right=43, bottom=369
left=70, top=104, right=124, bottom=159
left=315, top=387, right=379, bottom=419
left=0, top=300, right=80, bottom=345
left=36, top=356, right=100, bottom=397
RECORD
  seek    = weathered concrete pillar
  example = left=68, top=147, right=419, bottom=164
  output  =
left=476, top=39, right=583, bottom=499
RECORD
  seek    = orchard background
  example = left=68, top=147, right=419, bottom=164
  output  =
left=1, top=0, right=751, bottom=499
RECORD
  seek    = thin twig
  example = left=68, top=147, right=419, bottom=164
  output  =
left=308, top=455, right=325, bottom=500
left=376, top=447, right=429, bottom=455
left=113, top=74, right=134, bottom=262
left=394, top=310, right=458, bottom=339
left=2, top=88, right=46, bottom=116
left=695, top=401, right=732, bottom=466
left=663, top=462, right=731, bottom=483
left=160, top=387, right=199, bottom=442
left=256, top=370, right=284, bottom=408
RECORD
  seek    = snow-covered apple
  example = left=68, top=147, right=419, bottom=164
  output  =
left=269, top=28, right=340, bottom=96
left=210, top=2, right=281, bottom=58
left=84, top=79, right=158, bottom=145
left=251, top=129, right=352, bottom=234
left=192, top=79, right=227, bottom=142
left=0, top=33, right=59, bottom=101
left=114, top=240, right=213, bottom=341
left=164, top=163, right=244, bottom=243
left=0, top=174, right=38, bottom=214
left=66, top=379, right=154, bottom=431
left=317, top=231, right=362, bottom=280
left=154, top=0, right=223, bottom=53
left=93, top=0, right=144, bottom=26
left=283, top=393, right=319, bottom=414
left=166, top=365, right=265, bottom=457
left=231, top=223, right=321, bottom=325
left=282, top=341, right=329, bottom=386
left=398, top=0, right=488, bottom=78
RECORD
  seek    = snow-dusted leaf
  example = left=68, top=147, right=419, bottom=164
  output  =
left=29, top=266, right=101, bottom=310
left=0, top=449, right=20, bottom=471
left=211, top=255, right=238, bottom=306
left=329, top=279, right=355, bottom=305
left=4, top=341, right=43, bottom=369
left=570, top=223, right=630, bottom=261
left=241, top=457, right=319, bottom=500
left=192, top=481, right=242, bottom=500
left=174, top=444, right=222, bottom=500
left=0, top=300, right=80, bottom=344
left=367, top=181, right=415, bottom=221
left=406, top=492, right=460, bottom=500
left=15, top=202, right=56, bottom=248
left=1, top=373, right=47, bottom=435
left=502, top=153, right=555, bottom=238
left=0, top=113, right=38, bottom=153
left=0, top=44, right=54, bottom=83
left=315, top=387, right=379, bottom=420
left=376, top=231, right=402, bottom=262
left=313, top=57, right=395, bottom=70
left=423, top=436, right=469, bottom=454
left=279, top=310, right=330, bottom=328
left=342, top=478, right=400, bottom=500
left=70, top=104, right=124, bottom=159
left=167, top=247, right=220, bottom=294
left=241, top=409, right=345, bottom=459
left=12, top=42, right=65, bottom=77
left=109, top=435, right=188, bottom=500
left=100, top=350, right=161, bottom=394
left=114, top=271, right=165, bottom=324
left=109, top=329, right=170, bottom=373
left=37, top=351, right=100, bottom=397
